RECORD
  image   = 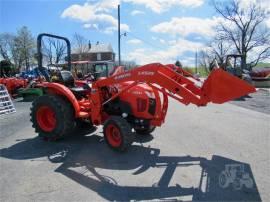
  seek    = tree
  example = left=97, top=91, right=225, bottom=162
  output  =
left=199, top=37, right=231, bottom=72
left=209, top=37, right=231, bottom=65
left=53, top=39, right=66, bottom=64
left=42, top=37, right=67, bottom=65
left=0, top=33, right=15, bottom=61
left=0, top=33, right=24, bottom=70
left=42, top=38, right=53, bottom=65
left=0, top=60, right=13, bottom=77
left=199, top=50, right=212, bottom=72
left=13, top=26, right=35, bottom=70
left=72, top=33, right=89, bottom=54
left=213, top=0, right=270, bottom=68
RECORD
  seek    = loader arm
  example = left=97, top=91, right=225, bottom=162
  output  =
left=94, top=63, right=203, bottom=104
left=94, top=63, right=255, bottom=104
left=90, top=63, right=255, bottom=124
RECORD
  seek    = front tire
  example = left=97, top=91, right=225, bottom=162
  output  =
left=103, top=116, right=134, bottom=152
left=30, top=95, right=75, bottom=141
left=135, top=125, right=156, bottom=135
left=219, top=172, right=230, bottom=188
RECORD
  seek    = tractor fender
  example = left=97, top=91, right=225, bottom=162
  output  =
left=42, top=82, right=80, bottom=117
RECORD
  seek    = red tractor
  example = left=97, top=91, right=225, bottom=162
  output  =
left=0, top=61, right=28, bottom=97
left=30, top=34, right=255, bottom=151
left=0, top=77, right=27, bottom=97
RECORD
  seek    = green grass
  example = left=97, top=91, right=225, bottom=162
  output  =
left=185, top=62, right=270, bottom=77
left=183, top=67, right=210, bottom=77
left=254, top=63, right=270, bottom=68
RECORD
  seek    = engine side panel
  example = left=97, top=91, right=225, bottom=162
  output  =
left=116, top=82, right=160, bottom=119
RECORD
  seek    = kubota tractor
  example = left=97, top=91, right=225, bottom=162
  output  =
left=30, top=34, right=255, bottom=151
left=0, top=77, right=28, bottom=97
left=0, top=61, right=28, bottom=97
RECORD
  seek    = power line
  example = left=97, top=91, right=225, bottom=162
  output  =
left=121, top=32, right=187, bottom=63
left=125, top=32, right=166, bottom=51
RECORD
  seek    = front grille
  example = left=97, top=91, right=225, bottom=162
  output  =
left=148, top=98, right=156, bottom=115
left=137, top=98, right=147, bottom=112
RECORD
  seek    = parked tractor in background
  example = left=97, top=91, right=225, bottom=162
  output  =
left=80, top=61, right=125, bottom=81
left=220, top=54, right=252, bottom=84
left=30, top=33, right=255, bottom=152
left=250, top=67, right=270, bottom=88
left=0, top=77, right=28, bottom=98
left=0, top=60, right=27, bottom=97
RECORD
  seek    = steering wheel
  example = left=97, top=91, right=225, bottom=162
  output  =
left=84, top=71, right=103, bottom=81
left=83, top=72, right=95, bottom=81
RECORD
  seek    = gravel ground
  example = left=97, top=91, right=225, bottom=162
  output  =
left=230, top=89, right=270, bottom=115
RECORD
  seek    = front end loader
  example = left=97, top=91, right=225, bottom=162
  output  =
left=30, top=33, right=256, bottom=151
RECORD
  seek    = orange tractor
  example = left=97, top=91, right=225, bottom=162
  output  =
left=0, top=61, right=28, bottom=97
left=30, top=34, right=255, bottom=151
left=0, top=77, right=27, bottom=97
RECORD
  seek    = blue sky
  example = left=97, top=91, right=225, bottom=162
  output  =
left=1, top=0, right=269, bottom=65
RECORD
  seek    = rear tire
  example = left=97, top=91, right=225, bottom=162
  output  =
left=103, top=116, right=134, bottom=152
left=30, top=95, right=75, bottom=141
left=135, top=125, right=156, bottom=135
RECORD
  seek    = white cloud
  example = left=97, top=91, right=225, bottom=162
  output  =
left=124, top=0, right=204, bottom=13
left=61, top=0, right=205, bottom=33
left=266, top=18, right=270, bottom=28
left=127, top=39, right=142, bottom=44
left=149, top=0, right=269, bottom=38
left=151, top=17, right=221, bottom=38
left=168, top=40, right=177, bottom=45
left=237, top=0, right=270, bottom=10
left=159, top=39, right=166, bottom=44
left=126, top=38, right=203, bottom=65
left=61, top=0, right=129, bottom=34
left=131, top=10, right=144, bottom=16
left=84, top=23, right=99, bottom=30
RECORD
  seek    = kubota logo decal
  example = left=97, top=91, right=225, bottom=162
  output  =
left=138, top=71, right=155, bottom=76
left=132, top=91, right=143, bottom=95
left=114, top=73, right=131, bottom=80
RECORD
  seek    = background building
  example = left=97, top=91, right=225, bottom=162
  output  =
left=71, top=43, right=115, bottom=62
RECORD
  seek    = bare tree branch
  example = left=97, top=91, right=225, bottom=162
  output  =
left=72, top=33, right=89, bottom=54
left=213, top=0, right=270, bottom=68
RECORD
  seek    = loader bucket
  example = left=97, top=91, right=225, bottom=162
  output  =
left=202, top=68, right=256, bottom=104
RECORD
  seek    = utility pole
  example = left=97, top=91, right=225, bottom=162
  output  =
left=195, top=49, right=198, bottom=74
left=118, top=4, right=121, bottom=66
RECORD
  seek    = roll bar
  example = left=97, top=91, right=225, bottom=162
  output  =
left=37, top=33, right=71, bottom=77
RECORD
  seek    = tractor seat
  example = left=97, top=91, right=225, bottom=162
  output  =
left=70, top=86, right=89, bottom=92
left=59, top=71, right=91, bottom=98
left=70, top=85, right=91, bottom=99
left=59, top=70, right=75, bottom=87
